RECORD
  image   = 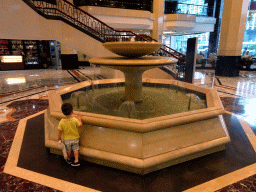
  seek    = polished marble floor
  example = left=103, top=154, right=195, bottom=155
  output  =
left=0, top=67, right=256, bottom=191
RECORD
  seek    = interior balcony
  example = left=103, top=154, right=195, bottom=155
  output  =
left=79, top=5, right=216, bottom=35
left=164, top=14, right=216, bottom=34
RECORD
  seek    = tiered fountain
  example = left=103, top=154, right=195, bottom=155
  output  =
left=45, top=41, right=230, bottom=175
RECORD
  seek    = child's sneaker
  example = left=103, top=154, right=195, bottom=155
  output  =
left=66, top=159, right=72, bottom=164
left=71, top=162, right=80, bottom=166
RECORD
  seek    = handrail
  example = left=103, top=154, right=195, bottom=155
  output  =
left=22, top=0, right=185, bottom=64
left=134, top=34, right=185, bottom=61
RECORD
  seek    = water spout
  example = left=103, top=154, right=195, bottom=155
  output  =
left=186, top=93, right=201, bottom=110
left=71, top=91, right=88, bottom=110
left=118, top=101, right=136, bottom=118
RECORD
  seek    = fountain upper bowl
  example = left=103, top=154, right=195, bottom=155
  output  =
left=103, top=42, right=162, bottom=58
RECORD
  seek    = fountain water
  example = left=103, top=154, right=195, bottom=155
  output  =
left=71, top=91, right=88, bottom=110
left=63, top=85, right=206, bottom=120
left=45, top=41, right=230, bottom=174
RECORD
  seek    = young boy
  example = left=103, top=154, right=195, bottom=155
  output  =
left=58, top=103, right=82, bottom=166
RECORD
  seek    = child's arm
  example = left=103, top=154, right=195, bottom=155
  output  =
left=74, top=113, right=83, bottom=127
left=58, top=129, right=63, bottom=142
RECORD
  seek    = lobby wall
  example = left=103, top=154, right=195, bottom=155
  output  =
left=0, top=0, right=116, bottom=58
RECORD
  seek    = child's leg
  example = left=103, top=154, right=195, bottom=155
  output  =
left=63, top=140, right=72, bottom=160
left=72, top=138, right=80, bottom=163
left=74, top=150, right=79, bottom=163
left=67, top=152, right=72, bottom=160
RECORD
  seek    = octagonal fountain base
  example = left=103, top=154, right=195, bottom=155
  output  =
left=45, top=79, right=230, bottom=175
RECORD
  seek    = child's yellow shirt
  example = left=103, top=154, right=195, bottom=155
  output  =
left=58, top=117, right=81, bottom=140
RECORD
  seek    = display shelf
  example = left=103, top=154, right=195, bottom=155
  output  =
left=0, top=40, right=11, bottom=55
left=11, top=40, right=24, bottom=55
left=23, top=40, right=39, bottom=65
left=25, top=57, right=39, bottom=65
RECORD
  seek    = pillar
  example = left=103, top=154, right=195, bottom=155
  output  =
left=208, top=0, right=222, bottom=55
left=215, top=0, right=250, bottom=77
left=151, top=0, right=165, bottom=42
left=185, top=37, right=198, bottom=84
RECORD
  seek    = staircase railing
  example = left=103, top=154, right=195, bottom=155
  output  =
left=22, top=0, right=186, bottom=77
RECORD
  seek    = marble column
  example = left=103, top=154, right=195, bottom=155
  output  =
left=215, top=0, right=250, bottom=77
left=151, top=0, right=165, bottom=41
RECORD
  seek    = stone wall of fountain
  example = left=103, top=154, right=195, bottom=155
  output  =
left=45, top=79, right=230, bottom=174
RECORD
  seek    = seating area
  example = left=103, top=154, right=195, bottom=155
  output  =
left=195, top=53, right=256, bottom=70
left=196, top=53, right=216, bottom=68
left=240, top=54, right=254, bottom=69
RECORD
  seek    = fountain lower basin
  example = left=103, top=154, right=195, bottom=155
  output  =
left=63, top=84, right=207, bottom=120
left=45, top=78, right=230, bottom=175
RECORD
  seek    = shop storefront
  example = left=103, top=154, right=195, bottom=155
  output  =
left=0, top=39, right=52, bottom=70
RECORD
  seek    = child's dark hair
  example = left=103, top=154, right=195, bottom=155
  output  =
left=61, top=103, right=73, bottom=116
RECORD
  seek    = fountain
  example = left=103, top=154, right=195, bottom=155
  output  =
left=45, top=41, right=230, bottom=174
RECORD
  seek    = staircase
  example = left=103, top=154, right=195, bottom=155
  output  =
left=19, top=0, right=186, bottom=78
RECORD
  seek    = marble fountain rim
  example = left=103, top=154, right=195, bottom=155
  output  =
left=48, top=79, right=225, bottom=133
left=89, top=56, right=178, bottom=66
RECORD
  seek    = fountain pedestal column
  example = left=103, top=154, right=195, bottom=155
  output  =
left=90, top=56, right=177, bottom=102
left=122, top=67, right=144, bottom=102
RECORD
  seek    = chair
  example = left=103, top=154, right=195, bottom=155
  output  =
left=196, top=54, right=203, bottom=64
left=208, top=53, right=216, bottom=67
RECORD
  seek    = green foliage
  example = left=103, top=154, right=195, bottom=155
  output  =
left=248, top=44, right=256, bottom=50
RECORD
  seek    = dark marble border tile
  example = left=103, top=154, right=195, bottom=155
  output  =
left=0, top=100, right=60, bottom=192
left=16, top=113, right=256, bottom=192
